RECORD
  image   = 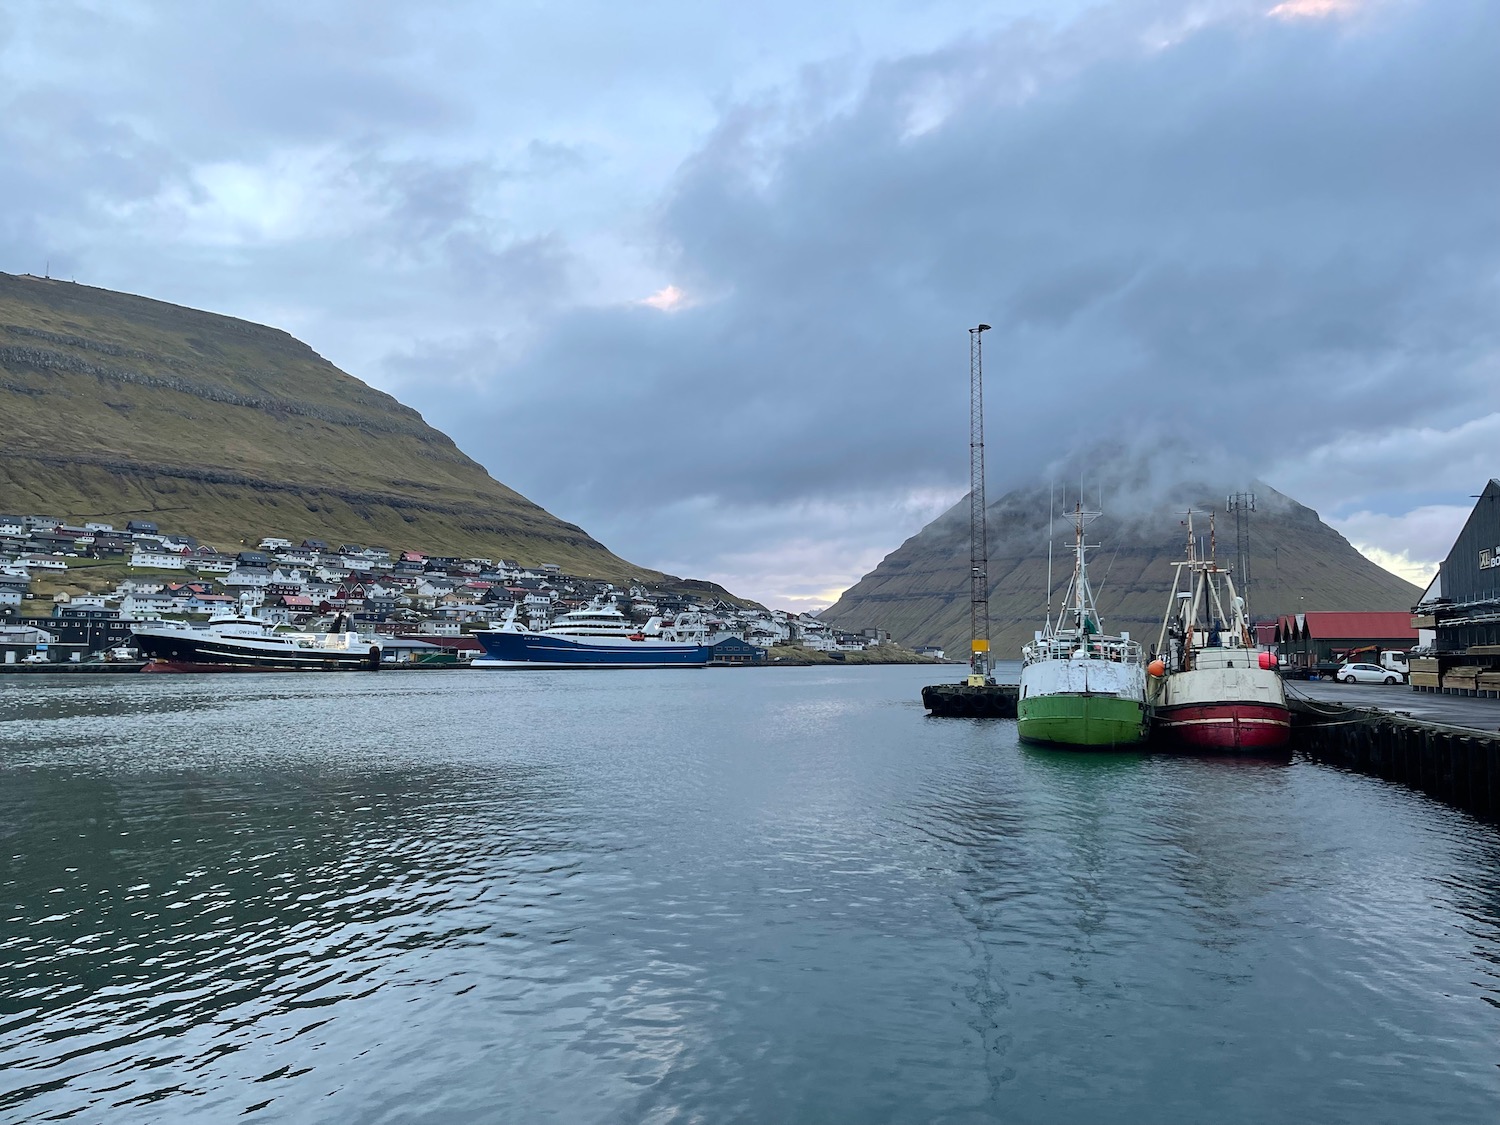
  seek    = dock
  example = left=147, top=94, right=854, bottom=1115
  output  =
left=923, top=676, right=1500, bottom=822
left=0, top=662, right=150, bottom=674
left=1291, top=694, right=1500, bottom=822
left=921, top=682, right=1018, bottom=718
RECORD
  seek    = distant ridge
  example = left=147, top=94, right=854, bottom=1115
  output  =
left=0, top=271, right=689, bottom=586
left=821, top=474, right=1421, bottom=657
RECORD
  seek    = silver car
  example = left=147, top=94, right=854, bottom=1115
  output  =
left=1337, top=662, right=1404, bottom=685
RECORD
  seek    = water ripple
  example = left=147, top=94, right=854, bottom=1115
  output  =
left=1, top=667, right=1498, bottom=1123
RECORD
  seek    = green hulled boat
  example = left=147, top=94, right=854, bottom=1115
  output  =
left=1016, top=502, right=1148, bottom=749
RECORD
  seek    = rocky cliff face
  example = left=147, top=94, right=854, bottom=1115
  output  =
left=0, top=272, right=650, bottom=579
left=820, top=474, right=1421, bottom=658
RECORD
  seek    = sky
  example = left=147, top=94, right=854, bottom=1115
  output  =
left=2, top=0, right=1496, bottom=609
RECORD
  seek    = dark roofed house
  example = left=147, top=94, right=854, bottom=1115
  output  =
left=710, top=637, right=766, bottom=666
left=302, top=539, right=330, bottom=552
left=126, top=520, right=159, bottom=535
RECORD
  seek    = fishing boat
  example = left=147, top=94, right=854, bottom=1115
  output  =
left=133, top=612, right=383, bottom=671
left=1147, top=511, right=1290, bottom=752
left=1017, top=503, right=1148, bottom=748
left=472, top=601, right=712, bottom=669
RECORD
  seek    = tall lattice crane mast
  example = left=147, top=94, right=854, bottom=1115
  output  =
left=968, top=324, right=992, bottom=686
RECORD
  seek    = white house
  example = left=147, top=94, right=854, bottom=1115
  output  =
left=258, top=537, right=293, bottom=551
left=18, top=553, right=69, bottom=572
left=797, top=620, right=839, bottom=652
left=0, top=517, right=25, bottom=537
left=83, top=522, right=116, bottom=533
left=119, top=592, right=176, bottom=619
left=224, top=567, right=272, bottom=588
left=116, top=579, right=166, bottom=595
left=130, top=548, right=186, bottom=570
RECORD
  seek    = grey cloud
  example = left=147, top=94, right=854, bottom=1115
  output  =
left=432, top=0, right=1500, bottom=546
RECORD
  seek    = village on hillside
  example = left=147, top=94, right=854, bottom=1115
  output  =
left=0, top=513, right=915, bottom=665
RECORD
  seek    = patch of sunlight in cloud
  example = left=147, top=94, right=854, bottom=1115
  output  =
left=1267, top=0, right=1364, bottom=21
left=639, top=283, right=688, bottom=311
left=1350, top=544, right=1438, bottom=586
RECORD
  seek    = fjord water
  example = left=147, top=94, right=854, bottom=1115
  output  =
left=3, top=667, right=1498, bottom=1124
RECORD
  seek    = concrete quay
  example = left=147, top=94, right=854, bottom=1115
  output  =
left=1286, top=680, right=1500, bottom=734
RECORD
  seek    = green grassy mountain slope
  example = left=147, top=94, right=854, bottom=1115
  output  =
left=820, top=477, right=1421, bottom=658
left=0, top=272, right=657, bottom=580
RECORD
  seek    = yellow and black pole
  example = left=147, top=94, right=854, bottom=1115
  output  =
left=967, top=324, right=992, bottom=687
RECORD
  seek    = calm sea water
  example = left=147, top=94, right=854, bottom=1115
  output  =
left=2, top=665, right=1498, bottom=1124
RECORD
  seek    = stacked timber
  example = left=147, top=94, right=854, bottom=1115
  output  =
left=1443, top=666, right=1483, bottom=694
left=1409, top=656, right=1439, bottom=690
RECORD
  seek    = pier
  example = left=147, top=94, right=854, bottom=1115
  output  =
left=922, top=682, right=1018, bottom=717
left=1289, top=687, right=1500, bottom=822
left=924, top=677, right=1500, bottom=822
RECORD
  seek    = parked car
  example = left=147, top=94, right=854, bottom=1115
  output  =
left=1336, top=662, right=1405, bottom=685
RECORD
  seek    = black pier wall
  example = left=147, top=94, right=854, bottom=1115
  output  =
left=1293, top=702, right=1500, bottom=822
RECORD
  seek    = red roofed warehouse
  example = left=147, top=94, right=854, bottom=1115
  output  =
left=1274, top=611, right=1418, bottom=673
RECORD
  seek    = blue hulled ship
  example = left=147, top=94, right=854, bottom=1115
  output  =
left=473, top=603, right=712, bottom=669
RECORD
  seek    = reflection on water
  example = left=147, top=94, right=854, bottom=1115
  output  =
left=2, top=667, right=1498, bottom=1123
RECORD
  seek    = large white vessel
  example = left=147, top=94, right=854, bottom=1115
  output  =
left=133, top=612, right=383, bottom=671
left=1147, top=512, right=1290, bottom=753
left=472, top=601, right=712, bottom=669
left=1017, top=504, right=1148, bottom=748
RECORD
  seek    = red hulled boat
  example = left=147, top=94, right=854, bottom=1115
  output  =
left=1147, top=511, right=1290, bottom=754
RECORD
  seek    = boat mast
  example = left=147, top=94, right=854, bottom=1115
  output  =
left=966, top=323, right=992, bottom=686
left=1074, top=502, right=1086, bottom=628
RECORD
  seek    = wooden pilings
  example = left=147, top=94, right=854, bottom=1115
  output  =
left=1291, top=700, right=1500, bottom=822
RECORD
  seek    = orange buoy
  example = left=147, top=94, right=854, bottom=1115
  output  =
left=1147, top=659, right=1166, bottom=677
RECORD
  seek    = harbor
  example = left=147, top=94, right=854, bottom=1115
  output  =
left=3, top=2, right=1497, bottom=1118
left=4, top=664, right=1498, bottom=1123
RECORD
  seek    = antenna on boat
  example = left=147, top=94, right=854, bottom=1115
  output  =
left=966, top=323, right=992, bottom=687
left=1045, top=481, right=1055, bottom=633
left=1227, top=491, right=1256, bottom=614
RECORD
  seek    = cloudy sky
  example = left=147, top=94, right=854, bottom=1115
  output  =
left=3, top=0, right=1495, bottom=608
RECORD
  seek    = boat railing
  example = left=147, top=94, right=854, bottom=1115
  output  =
left=1022, top=634, right=1143, bottom=666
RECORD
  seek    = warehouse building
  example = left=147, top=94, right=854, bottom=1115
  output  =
left=1273, top=611, right=1418, bottom=674
left=1411, top=479, right=1500, bottom=696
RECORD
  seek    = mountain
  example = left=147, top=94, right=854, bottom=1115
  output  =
left=0, top=271, right=686, bottom=585
left=820, top=474, right=1421, bottom=657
